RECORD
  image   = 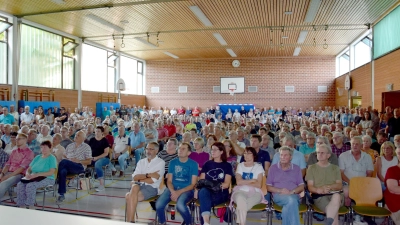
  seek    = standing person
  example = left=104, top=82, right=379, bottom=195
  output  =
left=125, top=142, right=165, bottom=223
left=16, top=141, right=57, bottom=209
left=198, top=142, right=233, bottom=225
left=266, top=146, right=304, bottom=225
left=88, top=126, right=110, bottom=192
left=306, top=144, right=343, bottom=225
left=0, top=133, right=34, bottom=199
left=154, top=143, right=198, bottom=225
left=232, top=147, right=266, bottom=225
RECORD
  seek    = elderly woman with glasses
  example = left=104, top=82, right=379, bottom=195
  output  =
left=377, top=141, right=398, bottom=191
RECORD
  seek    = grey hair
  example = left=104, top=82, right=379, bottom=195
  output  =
left=317, top=136, right=330, bottom=145
left=306, top=132, right=316, bottom=139
left=362, top=135, right=372, bottom=144
left=279, top=146, right=294, bottom=156
left=351, top=136, right=362, bottom=144
left=317, top=143, right=332, bottom=155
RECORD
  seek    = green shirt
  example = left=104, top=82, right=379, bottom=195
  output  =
left=30, top=154, right=57, bottom=179
left=305, top=163, right=341, bottom=187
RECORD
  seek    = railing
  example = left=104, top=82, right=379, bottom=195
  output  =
left=21, top=89, right=55, bottom=101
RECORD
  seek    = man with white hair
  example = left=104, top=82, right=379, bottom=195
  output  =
left=36, top=125, right=53, bottom=143
left=20, top=106, right=34, bottom=125
left=339, top=136, right=374, bottom=206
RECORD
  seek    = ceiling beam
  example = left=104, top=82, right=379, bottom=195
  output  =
left=16, top=0, right=190, bottom=17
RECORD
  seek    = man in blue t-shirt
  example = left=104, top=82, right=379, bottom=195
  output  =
left=240, top=134, right=271, bottom=176
left=154, top=143, right=198, bottom=225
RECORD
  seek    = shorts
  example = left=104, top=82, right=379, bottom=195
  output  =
left=314, top=193, right=344, bottom=211
left=139, top=184, right=158, bottom=200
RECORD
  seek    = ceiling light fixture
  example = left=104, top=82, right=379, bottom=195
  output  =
left=63, top=41, right=79, bottom=52
left=304, top=0, right=321, bottom=22
left=293, top=47, right=301, bottom=56
left=226, top=49, right=237, bottom=57
left=0, top=21, right=13, bottom=33
left=87, top=14, right=124, bottom=32
left=313, top=38, right=316, bottom=47
left=297, top=30, right=308, bottom=44
left=323, top=39, right=328, bottom=49
left=189, top=6, right=213, bottom=27
left=213, top=33, right=227, bottom=45
left=164, top=51, right=179, bottom=59
left=134, top=33, right=158, bottom=48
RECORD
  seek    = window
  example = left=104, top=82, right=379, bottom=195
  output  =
left=137, top=61, right=143, bottom=95
left=81, top=44, right=108, bottom=92
left=0, top=17, right=8, bottom=84
left=338, top=51, right=350, bottom=76
left=354, top=36, right=372, bottom=68
left=120, top=56, right=138, bottom=94
left=19, top=24, right=75, bottom=89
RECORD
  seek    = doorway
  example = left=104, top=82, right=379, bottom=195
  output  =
left=351, top=96, right=362, bottom=108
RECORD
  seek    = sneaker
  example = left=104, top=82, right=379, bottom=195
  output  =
left=95, top=185, right=105, bottom=192
left=261, top=210, right=268, bottom=220
left=275, top=211, right=282, bottom=220
left=112, top=171, right=117, bottom=176
left=56, top=195, right=65, bottom=204
left=118, top=171, right=124, bottom=177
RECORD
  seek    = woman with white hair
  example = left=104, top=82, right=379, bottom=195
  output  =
left=361, top=135, right=379, bottom=163
left=377, top=141, right=397, bottom=191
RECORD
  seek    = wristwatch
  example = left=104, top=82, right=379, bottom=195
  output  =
left=292, top=190, right=296, bottom=194
left=145, top=173, right=149, bottom=178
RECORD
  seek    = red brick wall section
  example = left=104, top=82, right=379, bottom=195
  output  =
left=374, top=48, right=400, bottom=109
left=145, top=57, right=336, bottom=111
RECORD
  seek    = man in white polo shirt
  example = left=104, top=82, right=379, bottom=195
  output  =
left=109, top=126, right=130, bottom=177
left=20, top=106, right=34, bottom=125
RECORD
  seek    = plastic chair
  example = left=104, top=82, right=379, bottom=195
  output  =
left=36, top=168, right=58, bottom=210
left=349, top=177, right=392, bottom=224
left=65, top=173, right=88, bottom=199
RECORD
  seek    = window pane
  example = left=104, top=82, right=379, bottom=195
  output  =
left=63, top=56, right=74, bottom=89
left=81, top=44, right=107, bottom=92
left=0, top=32, right=4, bottom=41
left=138, top=61, right=143, bottom=73
left=0, top=42, right=6, bottom=84
left=19, top=24, right=62, bottom=88
left=108, top=67, right=115, bottom=93
left=138, top=75, right=143, bottom=95
left=120, top=56, right=138, bottom=94
left=354, top=40, right=371, bottom=68
left=339, top=54, right=349, bottom=75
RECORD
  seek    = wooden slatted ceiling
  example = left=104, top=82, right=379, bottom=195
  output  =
left=0, top=0, right=397, bottom=60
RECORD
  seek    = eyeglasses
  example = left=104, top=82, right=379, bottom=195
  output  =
left=316, top=151, right=328, bottom=154
left=146, top=148, right=157, bottom=151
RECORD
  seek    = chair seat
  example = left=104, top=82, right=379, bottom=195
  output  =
left=233, top=203, right=268, bottom=211
left=194, top=199, right=228, bottom=208
left=352, top=206, right=391, bottom=217
left=311, top=205, right=349, bottom=215
left=143, top=195, right=159, bottom=202
left=273, top=203, right=308, bottom=213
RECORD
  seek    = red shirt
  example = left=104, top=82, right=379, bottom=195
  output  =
left=206, top=118, right=210, bottom=125
left=192, top=109, right=200, bottom=117
left=157, top=127, right=169, bottom=139
left=5, top=147, right=34, bottom=174
left=177, top=109, right=185, bottom=115
left=384, top=165, right=400, bottom=212
left=105, top=134, right=114, bottom=147
left=164, top=124, right=176, bottom=137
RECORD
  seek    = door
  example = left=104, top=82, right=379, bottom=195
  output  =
left=382, top=91, right=400, bottom=112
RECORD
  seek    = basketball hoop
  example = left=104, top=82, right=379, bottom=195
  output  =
left=229, top=89, right=235, bottom=96
left=228, top=82, right=236, bottom=96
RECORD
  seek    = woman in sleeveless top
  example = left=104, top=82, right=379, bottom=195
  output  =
left=376, top=141, right=398, bottom=191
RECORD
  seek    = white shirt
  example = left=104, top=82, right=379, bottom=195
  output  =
left=20, top=112, right=35, bottom=123
left=37, top=134, right=53, bottom=143
left=170, top=109, right=177, bottom=115
left=114, top=135, right=130, bottom=153
left=132, top=156, right=165, bottom=192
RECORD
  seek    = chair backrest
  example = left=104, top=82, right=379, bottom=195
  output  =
left=261, top=176, right=268, bottom=196
left=349, top=177, right=382, bottom=206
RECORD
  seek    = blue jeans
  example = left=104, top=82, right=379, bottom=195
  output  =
left=273, top=194, right=300, bottom=225
left=156, top=189, right=194, bottom=224
left=198, top=188, right=229, bottom=225
left=108, top=152, right=129, bottom=171
left=134, top=148, right=144, bottom=165
left=91, top=158, right=110, bottom=180
left=58, top=159, right=85, bottom=195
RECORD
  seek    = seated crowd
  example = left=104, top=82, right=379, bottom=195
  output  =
left=0, top=104, right=400, bottom=225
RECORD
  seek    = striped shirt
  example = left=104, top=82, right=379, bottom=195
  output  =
left=65, top=142, right=92, bottom=168
left=157, top=150, right=178, bottom=174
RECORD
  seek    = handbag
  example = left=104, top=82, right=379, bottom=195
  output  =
left=196, top=179, right=222, bottom=193
left=20, top=176, right=47, bottom=183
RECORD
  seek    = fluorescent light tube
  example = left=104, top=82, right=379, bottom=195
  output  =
left=213, top=33, right=227, bottom=45
left=134, top=37, right=158, bottom=48
left=63, top=41, right=79, bottom=52
left=297, top=30, right=308, bottom=44
left=304, top=0, right=321, bottom=22
left=293, top=47, right=301, bottom=56
left=189, top=6, right=213, bottom=27
left=164, top=51, right=179, bottom=59
left=226, top=49, right=237, bottom=57
left=87, top=14, right=124, bottom=32
left=0, top=21, right=12, bottom=33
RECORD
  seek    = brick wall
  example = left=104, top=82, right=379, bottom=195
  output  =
left=145, top=57, right=336, bottom=111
